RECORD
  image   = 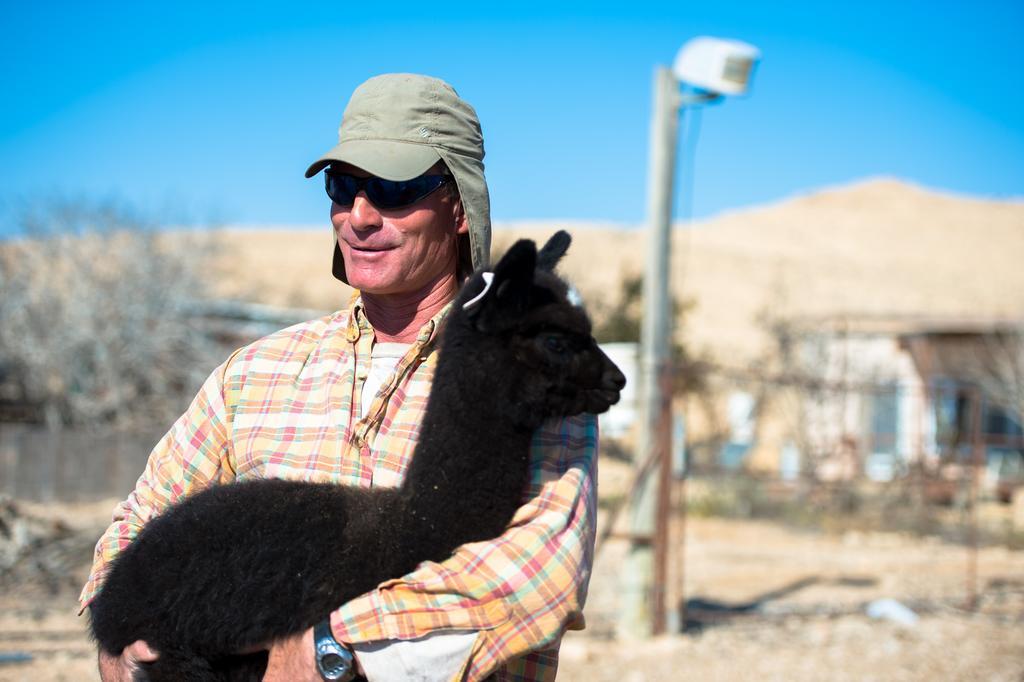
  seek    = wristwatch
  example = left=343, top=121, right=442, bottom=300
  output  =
left=314, top=619, right=356, bottom=681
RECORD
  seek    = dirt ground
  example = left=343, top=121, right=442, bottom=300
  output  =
left=568, top=515, right=1024, bottom=681
left=1, top=496, right=1022, bottom=682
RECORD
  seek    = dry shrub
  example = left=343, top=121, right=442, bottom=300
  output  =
left=0, top=199, right=221, bottom=428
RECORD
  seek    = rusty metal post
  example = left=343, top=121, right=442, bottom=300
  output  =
left=672, top=412, right=689, bottom=633
left=966, top=387, right=983, bottom=611
left=651, top=366, right=674, bottom=635
left=916, top=339, right=933, bottom=525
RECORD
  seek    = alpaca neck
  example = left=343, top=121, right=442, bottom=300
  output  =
left=395, top=359, right=534, bottom=563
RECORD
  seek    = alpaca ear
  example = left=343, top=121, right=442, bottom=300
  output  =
left=463, top=239, right=537, bottom=325
left=462, top=239, right=537, bottom=323
left=536, top=230, right=571, bottom=272
left=491, top=239, right=537, bottom=309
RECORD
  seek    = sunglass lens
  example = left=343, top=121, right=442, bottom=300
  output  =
left=325, top=173, right=447, bottom=209
left=368, top=177, right=434, bottom=208
left=325, top=173, right=359, bottom=206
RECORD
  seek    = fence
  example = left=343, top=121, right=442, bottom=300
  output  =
left=595, top=359, right=1024, bottom=636
left=0, top=424, right=161, bottom=503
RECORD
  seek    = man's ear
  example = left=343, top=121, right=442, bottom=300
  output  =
left=453, top=197, right=469, bottom=236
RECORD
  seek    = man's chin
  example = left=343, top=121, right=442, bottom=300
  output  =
left=342, top=256, right=399, bottom=293
left=345, top=273, right=404, bottom=296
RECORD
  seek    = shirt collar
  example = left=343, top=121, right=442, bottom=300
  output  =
left=347, top=295, right=453, bottom=348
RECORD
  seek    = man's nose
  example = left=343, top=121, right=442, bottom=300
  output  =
left=349, top=193, right=382, bottom=231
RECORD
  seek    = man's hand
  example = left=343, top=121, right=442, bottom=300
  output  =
left=263, top=627, right=320, bottom=682
left=97, top=640, right=158, bottom=682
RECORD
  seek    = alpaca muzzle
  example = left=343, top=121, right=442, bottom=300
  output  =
left=582, top=357, right=626, bottom=414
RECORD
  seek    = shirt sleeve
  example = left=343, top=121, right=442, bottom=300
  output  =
left=77, top=356, right=239, bottom=610
left=329, top=413, right=599, bottom=681
left=353, top=632, right=477, bottom=682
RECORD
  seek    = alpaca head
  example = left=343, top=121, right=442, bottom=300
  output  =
left=450, top=231, right=626, bottom=429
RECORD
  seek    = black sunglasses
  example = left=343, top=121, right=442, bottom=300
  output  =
left=325, top=170, right=453, bottom=210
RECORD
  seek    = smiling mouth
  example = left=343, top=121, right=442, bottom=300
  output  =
left=349, top=244, right=395, bottom=252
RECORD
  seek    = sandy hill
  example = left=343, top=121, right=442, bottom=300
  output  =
left=212, top=178, right=1024, bottom=363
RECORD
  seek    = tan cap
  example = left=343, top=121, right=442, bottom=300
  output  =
left=305, top=73, right=491, bottom=284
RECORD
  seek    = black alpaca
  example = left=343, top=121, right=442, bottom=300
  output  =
left=89, top=231, right=626, bottom=681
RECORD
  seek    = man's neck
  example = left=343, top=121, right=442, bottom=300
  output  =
left=361, top=271, right=460, bottom=344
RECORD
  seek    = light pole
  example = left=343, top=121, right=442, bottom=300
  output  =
left=620, top=36, right=760, bottom=639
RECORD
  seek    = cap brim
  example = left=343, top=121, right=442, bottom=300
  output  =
left=305, top=139, right=442, bottom=180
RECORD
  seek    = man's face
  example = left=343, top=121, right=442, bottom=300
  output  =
left=330, top=162, right=468, bottom=297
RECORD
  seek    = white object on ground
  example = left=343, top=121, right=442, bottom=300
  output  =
left=866, top=598, right=919, bottom=627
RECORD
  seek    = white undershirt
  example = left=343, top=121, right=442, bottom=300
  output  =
left=359, top=342, right=411, bottom=419
left=352, top=341, right=476, bottom=680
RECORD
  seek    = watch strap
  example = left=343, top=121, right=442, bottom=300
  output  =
left=314, top=619, right=356, bottom=682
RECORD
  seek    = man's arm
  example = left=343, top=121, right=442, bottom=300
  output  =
left=96, top=640, right=159, bottom=682
left=79, top=356, right=237, bottom=610
left=82, top=357, right=238, bottom=682
left=329, top=413, right=599, bottom=681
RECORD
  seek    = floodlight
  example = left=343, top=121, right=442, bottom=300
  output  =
left=672, top=36, right=761, bottom=95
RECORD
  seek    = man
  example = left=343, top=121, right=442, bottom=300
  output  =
left=81, top=73, right=599, bottom=681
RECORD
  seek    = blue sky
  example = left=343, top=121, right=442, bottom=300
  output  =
left=1, top=1, right=1022, bottom=232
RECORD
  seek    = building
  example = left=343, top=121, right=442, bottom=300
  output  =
left=715, top=315, right=1023, bottom=498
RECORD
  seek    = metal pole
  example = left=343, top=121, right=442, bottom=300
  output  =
left=619, top=65, right=680, bottom=639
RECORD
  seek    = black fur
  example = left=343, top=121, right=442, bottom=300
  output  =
left=88, top=231, right=625, bottom=681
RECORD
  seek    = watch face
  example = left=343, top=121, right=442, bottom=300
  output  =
left=317, top=651, right=349, bottom=680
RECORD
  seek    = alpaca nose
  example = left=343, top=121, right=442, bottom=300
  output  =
left=602, top=364, right=626, bottom=392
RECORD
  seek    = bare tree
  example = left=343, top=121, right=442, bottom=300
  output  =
left=752, top=312, right=865, bottom=485
left=971, top=324, right=1024, bottom=424
left=0, top=198, right=221, bottom=428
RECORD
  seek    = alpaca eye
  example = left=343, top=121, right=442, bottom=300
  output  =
left=543, top=335, right=567, bottom=354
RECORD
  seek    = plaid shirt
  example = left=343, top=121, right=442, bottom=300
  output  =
left=80, top=299, right=599, bottom=681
